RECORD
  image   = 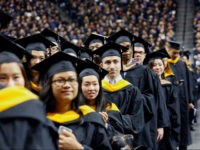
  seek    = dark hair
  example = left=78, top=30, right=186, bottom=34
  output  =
left=78, top=72, right=110, bottom=112
left=148, top=58, right=165, bottom=79
left=39, top=72, right=82, bottom=114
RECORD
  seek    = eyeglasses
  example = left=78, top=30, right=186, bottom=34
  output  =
left=52, top=78, right=77, bottom=86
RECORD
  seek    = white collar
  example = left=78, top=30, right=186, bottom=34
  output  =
left=104, top=75, right=123, bottom=84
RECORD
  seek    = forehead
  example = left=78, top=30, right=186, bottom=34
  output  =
left=169, top=48, right=180, bottom=53
left=153, top=58, right=163, bottom=63
left=82, top=75, right=99, bottom=82
left=119, top=41, right=131, bottom=46
left=89, top=42, right=103, bottom=47
left=52, top=71, right=77, bottom=79
left=134, top=46, right=145, bottom=52
left=31, top=50, right=45, bottom=56
left=0, top=62, right=22, bottom=73
left=102, top=56, right=121, bottom=62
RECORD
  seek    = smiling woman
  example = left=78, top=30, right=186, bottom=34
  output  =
left=33, top=51, right=112, bottom=149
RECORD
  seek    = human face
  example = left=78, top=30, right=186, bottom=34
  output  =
left=101, top=56, right=121, bottom=80
left=167, top=48, right=180, bottom=60
left=51, top=71, right=78, bottom=105
left=0, top=63, right=25, bottom=87
left=48, top=45, right=60, bottom=56
left=133, top=46, right=146, bottom=64
left=30, top=50, right=46, bottom=67
left=151, top=59, right=164, bottom=77
left=120, top=42, right=133, bottom=62
left=89, top=43, right=103, bottom=51
left=81, top=75, right=100, bottom=103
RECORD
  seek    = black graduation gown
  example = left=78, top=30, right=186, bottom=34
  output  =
left=102, top=79, right=145, bottom=137
left=48, top=105, right=112, bottom=150
left=122, top=64, right=169, bottom=150
left=168, top=58, right=194, bottom=146
left=106, top=103, right=136, bottom=135
left=0, top=86, right=58, bottom=150
left=159, top=82, right=181, bottom=150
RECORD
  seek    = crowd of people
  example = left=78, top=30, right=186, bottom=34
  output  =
left=1, top=0, right=177, bottom=50
left=193, top=0, right=200, bottom=64
left=1, top=1, right=200, bottom=150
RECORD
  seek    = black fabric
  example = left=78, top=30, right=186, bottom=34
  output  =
left=0, top=100, right=58, bottom=150
left=159, top=83, right=181, bottom=149
left=0, top=34, right=32, bottom=60
left=53, top=111, right=112, bottom=150
left=168, top=60, right=194, bottom=146
left=121, top=64, right=170, bottom=149
left=103, top=84, right=145, bottom=135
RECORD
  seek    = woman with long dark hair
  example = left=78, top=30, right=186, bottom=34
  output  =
left=34, top=52, right=111, bottom=150
left=0, top=34, right=58, bottom=149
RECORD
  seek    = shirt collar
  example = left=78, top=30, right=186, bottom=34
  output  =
left=104, top=74, right=123, bottom=84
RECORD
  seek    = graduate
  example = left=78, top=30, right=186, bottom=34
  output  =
left=61, top=40, right=81, bottom=57
left=84, top=33, right=107, bottom=51
left=180, top=50, right=198, bottom=130
left=84, top=33, right=107, bottom=65
left=93, top=42, right=146, bottom=146
left=79, top=46, right=93, bottom=61
left=146, top=49, right=181, bottom=150
left=78, top=59, right=143, bottom=149
left=166, top=41, right=194, bottom=150
left=107, top=29, right=169, bottom=150
left=15, top=34, right=55, bottom=94
left=41, top=28, right=66, bottom=56
left=33, top=51, right=112, bottom=150
left=0, top=34, right=58, bottom=150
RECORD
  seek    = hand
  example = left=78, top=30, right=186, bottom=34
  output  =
left=99, top=111, right=108, bottom=123
left=59, top=129, right=83, bottom=150
left=157, top=128, right=164, bottom=141
left=188, top=103, right=194, bottom=109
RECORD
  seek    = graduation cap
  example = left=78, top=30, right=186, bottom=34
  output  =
left=0, top=34, right=32, bottom=61
left=41, top=28, right=66, bottom=45
left=78, top=59, right=108, bottom=80
left=132, top=36, right=152, bottom=54
left=107, top=29, right=134, bottom=44
left=32, top=51, right=84, bottom=79
left=0, top=11, right=12, bottom=29
left=79, top=46, right=93, bottom=60
left=180, top=50, right=191, bottom=59
left=15, top=34, right=56, bottom=52
left=168, top=40, right=181, bottom=50
left=93, top=42, right=128, bottom=59
left=84, top=33, right=107, bottom=48
left=61, top=40, right=81, bottom=57
left=143, top=48, right=170, bottom=65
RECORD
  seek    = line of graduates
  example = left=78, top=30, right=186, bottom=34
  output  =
left=0, top=13, right=197, bottom=150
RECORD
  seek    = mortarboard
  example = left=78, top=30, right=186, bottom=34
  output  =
left=143, top=48, right=170, bottom=65
left=79, top=46, right=93, bottom=60
left=132, top=36, right=152, bottom=54
left=168, top=40, right=181, bottom=50
left=15, top=34, right=56, bottom=52
left=61, top=40, right=81, bottom=57
left=180, top=50, right=191, bottom=59
left=107, top=29, right=134, bottom=44
left=0, top=34, right=32, bottom=61
left=32, top=51, right=84, bottom=79
left=41, top=28, right=66, bottom=45
left=0, top=11, right=12, bottom=29
left=84, top=33, right=107, bottom=48
left=93, top=42, right=128, bottom=59
left=78, top=59, right=108, bottom=80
